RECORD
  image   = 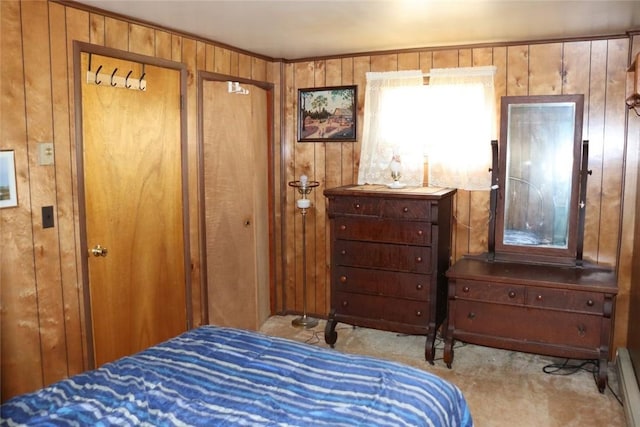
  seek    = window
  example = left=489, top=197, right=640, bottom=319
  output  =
left=357, top=66, right=496, bottom=190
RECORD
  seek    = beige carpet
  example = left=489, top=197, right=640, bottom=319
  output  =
left=259, top=315, right=625, bottom=427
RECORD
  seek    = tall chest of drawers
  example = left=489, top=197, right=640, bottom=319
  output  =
left=323, top=185, right=456, bottom=362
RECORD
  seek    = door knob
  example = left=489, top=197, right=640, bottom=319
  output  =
left=91, top=245, right=108, bottom=257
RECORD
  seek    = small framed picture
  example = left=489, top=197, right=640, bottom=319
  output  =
left=0, top=150, right=18, bottom=208
left=298, top=85, right=357, bottom=142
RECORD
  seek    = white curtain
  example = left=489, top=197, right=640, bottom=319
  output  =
left=426, top=66, right=497, bottom=190
left=357, top=70, right=426, bottom=186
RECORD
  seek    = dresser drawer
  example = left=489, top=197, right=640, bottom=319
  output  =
left=381, top=199, right=431, bottom=221
left=454, top=279, right=525, bottom=305
left=525, top=287, right=604, bottom=314
left=453, top=300, right=601, bottom=348
left=328, top=196, right=381, bottom=217
left=334, top=266, right=431, bottom=300
left=335, top=240, right=432, bottom=274
left=334, top=291, right=429, bottom=326
left=334, top=217, right=431, bottom=245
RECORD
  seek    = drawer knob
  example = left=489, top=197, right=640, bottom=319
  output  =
left=536, top=295, right=543, bottom=301
left=415, top=310, right=422, bottom=317
left=462, top=286, right=470, bottom=293
left=508, top=291, right=516, bottom=298
left=577, top=324, right=586, bottom=337
left=339, top=275, right=347, bottom=283
left=586, top=299, right=594, bottom=307
left=354, top=203, right=361, bottom=209
left=415, top=256, right=423, bottom=263
left=341, top=300, right=349, bottom=307
left=341, top=249, right=347, bottom=255
left=340, top=224, right=347, bottom=231
left=416, top=283, right=424, bottom=290
left=403, top=207, right=409, bottom=213
left=417, top=229, right=424, bottom=236
left=467, top=312, right=476, bottom=320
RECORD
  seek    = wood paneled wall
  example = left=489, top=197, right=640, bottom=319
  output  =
left=0, top=0, right=279, bottom=401
left=281, top=38, right=636, bottom=361
left=625, top=35, right=640, bottom=377
left=2, top=0, right=637, bottom=402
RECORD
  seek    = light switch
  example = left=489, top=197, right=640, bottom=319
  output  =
left=38, top=142, right=54, bottom=165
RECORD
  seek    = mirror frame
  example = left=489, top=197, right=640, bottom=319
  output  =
left=493, top=94, right=585, bottom=264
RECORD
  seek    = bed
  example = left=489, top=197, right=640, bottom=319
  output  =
left=1, top=326, right=472, bottom=426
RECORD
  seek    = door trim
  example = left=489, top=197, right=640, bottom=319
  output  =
left=196, top=71, right=276, bottom=324
left=73, top=41, right=191, bottom=369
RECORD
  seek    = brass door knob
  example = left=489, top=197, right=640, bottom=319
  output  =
left=91, top=245, right=108, bottom=257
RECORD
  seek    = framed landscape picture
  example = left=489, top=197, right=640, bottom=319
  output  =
left=0, top=150, right=17, bottom=208
left=298, top=85, right=357, bottom=142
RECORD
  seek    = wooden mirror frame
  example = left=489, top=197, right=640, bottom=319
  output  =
left=491, top=94, right=586, bottom=265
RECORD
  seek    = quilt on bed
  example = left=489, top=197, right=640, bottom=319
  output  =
left=1, top=326, right=472, bottom=426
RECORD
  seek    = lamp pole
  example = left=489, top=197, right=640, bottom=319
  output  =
left=289, top=175, right=319, bottom=328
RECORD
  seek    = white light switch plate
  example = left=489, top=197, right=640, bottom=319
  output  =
left=38, top=142, right=54, bottom=165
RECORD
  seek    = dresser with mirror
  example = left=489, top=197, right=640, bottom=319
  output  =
left=443, top=94, right=618, bottom=392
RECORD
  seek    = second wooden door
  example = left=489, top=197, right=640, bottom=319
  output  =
left=202, top=80, right=270, bottom=330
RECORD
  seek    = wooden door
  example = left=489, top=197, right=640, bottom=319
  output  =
left=202, top=80, right=270, bottom=330
left=81, top=53, right=187, bottom=367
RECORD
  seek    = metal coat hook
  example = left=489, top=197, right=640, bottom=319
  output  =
left=95, top=65, right=103, bottom=85
left=125, top=70, right=133, bottom=88
left=139, top=72, right=146, bottom=91
left=110, top=68, right=118, bottom=87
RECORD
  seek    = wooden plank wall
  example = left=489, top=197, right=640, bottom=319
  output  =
left=625, top=35, right=640, bottom=367
left=282, top=38, right=635, bottom=359
left=0, top=0, right=279, bottom=401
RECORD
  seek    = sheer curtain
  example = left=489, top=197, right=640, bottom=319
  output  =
left=426, top=66, right=497, bottom=190
left=357, top=70, right=426, bottom=186
left=357, top=66, right=497, bottom=190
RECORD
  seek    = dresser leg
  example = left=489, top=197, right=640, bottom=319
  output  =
left=443, top=338, right=454, bottom=368
left=597, top=358, right=607, bottom=393
left=324, top=310, right=338, bottom=348
left=425, top=331, right=436, bottom=365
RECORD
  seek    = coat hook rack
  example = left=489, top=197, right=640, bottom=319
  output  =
left=87, top=64, right=147, bottom=91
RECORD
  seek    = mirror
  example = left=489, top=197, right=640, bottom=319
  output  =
left=494, top=94, right=585, bottom=263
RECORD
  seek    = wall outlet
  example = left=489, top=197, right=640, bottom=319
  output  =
left=38, top=142, right=54, bottom=165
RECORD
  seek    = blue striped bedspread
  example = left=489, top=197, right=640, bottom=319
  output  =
left=1, top=326, right=472, bottom=426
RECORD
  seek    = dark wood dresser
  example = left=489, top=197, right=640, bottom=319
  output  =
left=323, top=185, right=456, bottom=363
left=444, top=256, right=617, bottom=392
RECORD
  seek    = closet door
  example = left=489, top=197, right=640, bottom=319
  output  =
left=81, top=53, right=188, bottom=367
left=202, top=80, right=270, bottom=330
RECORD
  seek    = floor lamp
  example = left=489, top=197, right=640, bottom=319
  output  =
left=289, top=175, right=319, bottom=328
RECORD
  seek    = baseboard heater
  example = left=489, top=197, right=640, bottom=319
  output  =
left=617, top=348, right=640, bottom=426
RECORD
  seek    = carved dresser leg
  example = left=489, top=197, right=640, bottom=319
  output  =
left=324, top=310, right=338, bottom=348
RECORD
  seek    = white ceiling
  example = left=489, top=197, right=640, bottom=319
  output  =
left=74, top=0, right=640, bottom=60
